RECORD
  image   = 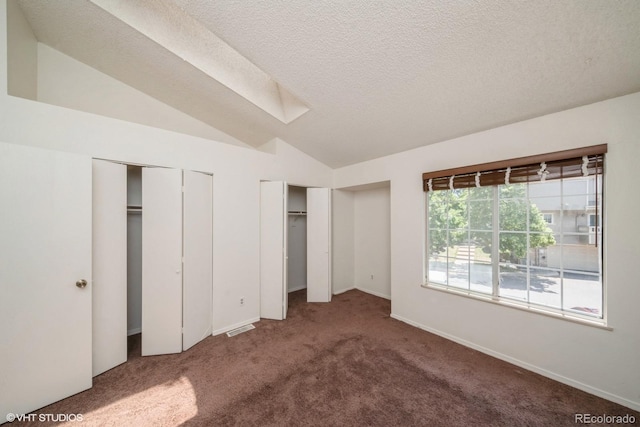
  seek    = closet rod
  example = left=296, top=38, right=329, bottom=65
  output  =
left=288, top=211, right=307, bottom=216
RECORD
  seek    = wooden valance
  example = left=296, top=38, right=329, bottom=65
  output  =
left=423, top=144, right=607, bottom=192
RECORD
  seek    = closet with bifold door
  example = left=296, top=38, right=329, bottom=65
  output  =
left=0, top=147, right=212, bottom=419
left=92, top=160, right=213, bottom=377
left=260, top=181, right=332, bottom=321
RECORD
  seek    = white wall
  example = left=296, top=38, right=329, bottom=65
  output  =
left=334, top=92, right=640, bottom=411
left=6, top=0, right=36, bottom=99
left=332, top=182, right=391, bottom=300
left=261, top=138, right=333, bottom=189
left=0, top=0, right=332, bottom=339
left=36, top=43, right=247, bottom=148
left=354, top=185, right=391, bottom=299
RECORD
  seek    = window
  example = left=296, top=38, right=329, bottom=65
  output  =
left=423, top=145, right=606, bottom=321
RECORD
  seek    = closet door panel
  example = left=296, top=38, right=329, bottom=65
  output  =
left=183, top=171, right=213, bottom=351
left=307, top=188, right=332, bottom=302
left=260, top=181, right=287, bottom=320
left=92, top=160, right=127, bottom=376
left=0, top=142, right=92, bottom=420
left=142, top=167, right=183, bottom=356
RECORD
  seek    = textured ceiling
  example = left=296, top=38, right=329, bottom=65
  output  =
left=17, top=0, right=640, bottom=168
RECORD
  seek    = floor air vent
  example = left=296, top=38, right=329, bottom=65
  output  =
left=226, top=324, right=255, bottom=337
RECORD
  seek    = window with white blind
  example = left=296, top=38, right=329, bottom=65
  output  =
left=423, top=145, right=606, bottom=322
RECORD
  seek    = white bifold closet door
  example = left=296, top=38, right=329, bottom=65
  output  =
left=260, top=181, right=288, bottom=320
left=0, top=143, right=92, bottom=420
left=182, top=170, right=213, bottom=351
left=141, top=168, right=213, bottom=356
left=92, top=160, right=127, bottom=376
left=307, top=188, right=332, bottom=302
left=142, top=167, right=183, bottom=356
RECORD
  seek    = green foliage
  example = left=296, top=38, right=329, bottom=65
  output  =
left=427, top=184, right=555, bottom=262
left=427, top=190, right=466, bottom=255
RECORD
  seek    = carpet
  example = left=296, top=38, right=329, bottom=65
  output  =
left=13, top=289, right=639, bottom=426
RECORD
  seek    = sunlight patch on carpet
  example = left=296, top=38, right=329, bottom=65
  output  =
left=78, top=376, right=198, bottom=426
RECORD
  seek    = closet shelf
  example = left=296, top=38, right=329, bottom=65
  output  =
left=288, top=211, right=307, bottom=216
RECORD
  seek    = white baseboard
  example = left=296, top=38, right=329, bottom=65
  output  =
left=127, top=327, right=141, bottom=336
left=390, top=313, right=640, bottom=412
left=355, top=287, right=391, bottom=300
left=333, top=285, right=391, bottom=300
left=288, top=284, right=307, bottom=293
left=333, top=286, right=356, bottom=295
left=212, top=317, right=260, bottom=337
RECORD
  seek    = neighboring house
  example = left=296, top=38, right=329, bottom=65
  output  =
left=529, top=177, right=601, bottom=272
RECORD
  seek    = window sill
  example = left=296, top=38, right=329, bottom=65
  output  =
left=422, top=282, right=612, bottom=331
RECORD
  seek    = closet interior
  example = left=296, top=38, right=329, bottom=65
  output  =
left=287, top=185, right=308, bottom=294
left=126, top=166, right=143, bottom=350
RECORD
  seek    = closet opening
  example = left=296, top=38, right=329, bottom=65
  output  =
left=260, top=181, right=331, bottom=321
left=287, top=185, right=307, bottom=298
left=126, top=165, right=143, bottom=356
left=93, top=160, right=213, bottom=373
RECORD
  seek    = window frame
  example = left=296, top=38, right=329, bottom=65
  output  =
left=422, top=146, right=608, bottom=328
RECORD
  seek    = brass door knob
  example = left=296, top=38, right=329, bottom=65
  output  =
left=76, top=279, right=88, bottom=289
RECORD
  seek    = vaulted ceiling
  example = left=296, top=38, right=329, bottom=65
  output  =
left=16, top=0, right=640, bottom=168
